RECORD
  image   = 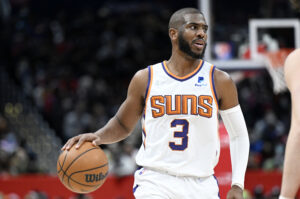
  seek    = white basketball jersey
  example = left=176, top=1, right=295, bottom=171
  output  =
left=135, top=60, right=220, bottom=178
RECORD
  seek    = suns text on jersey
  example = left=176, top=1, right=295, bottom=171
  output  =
left=150, top=94, right=213, bottom=118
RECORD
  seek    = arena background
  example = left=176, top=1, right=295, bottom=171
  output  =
left=0, top=0, right=299, bottom=198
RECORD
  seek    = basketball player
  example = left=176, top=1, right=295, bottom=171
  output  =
left=279, top=48, right=300, bottom=199
left=279, top=1, right=300, bottom=198
left=62, top=8, right=249, bottom=199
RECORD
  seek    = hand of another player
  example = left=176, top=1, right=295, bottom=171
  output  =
left=226, top=185, right=244, bottom=199
left=61, top=133, right=101, bottom=151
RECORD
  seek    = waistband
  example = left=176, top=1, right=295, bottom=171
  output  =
left=142, top=166, right=212, bottom=179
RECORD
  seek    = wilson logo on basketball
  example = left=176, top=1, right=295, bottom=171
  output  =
left=85, top=172, right=108, bottom=183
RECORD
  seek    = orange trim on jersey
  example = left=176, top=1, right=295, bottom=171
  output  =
left=209, top=65, right=219, bottom=113
left=144, top=66, right=153, bottom=115
left=162, top=60, right=203, bottom=80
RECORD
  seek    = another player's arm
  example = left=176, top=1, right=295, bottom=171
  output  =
left=62, top=68, right=148, bottom=150
left=280, top=49, right=300, bottom=199
left=214, top=69, right=250, bottom=199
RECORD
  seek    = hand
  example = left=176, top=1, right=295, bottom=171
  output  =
left=61, top=133, right=101, bottom=151
left=227, top=185, right=244, bottom=199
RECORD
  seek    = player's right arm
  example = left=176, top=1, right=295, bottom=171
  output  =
left=214, top=69, right=249, bottom=199
left=280, top=49, right=300, bottom=199
left=62, top=68, right=148, bottom=150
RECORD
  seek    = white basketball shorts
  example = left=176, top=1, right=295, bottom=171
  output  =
left=133, top=168, right=220, bottom=199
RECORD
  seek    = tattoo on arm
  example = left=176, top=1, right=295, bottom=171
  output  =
left=115, top=115, right=130, bottom=133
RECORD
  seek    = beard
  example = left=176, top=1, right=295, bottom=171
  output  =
left=178, top=32, right=206, bottom=59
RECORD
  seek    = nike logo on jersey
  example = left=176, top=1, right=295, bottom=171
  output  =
left=150, top=95, right=213, bottom=118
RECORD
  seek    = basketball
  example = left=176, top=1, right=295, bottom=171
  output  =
left=57, top=142, right=109, bottom=193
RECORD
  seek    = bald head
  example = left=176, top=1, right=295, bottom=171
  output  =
left=168, top=8, right=204, bottom=29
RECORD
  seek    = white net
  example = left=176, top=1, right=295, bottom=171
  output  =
left=248, top=19, right=300, bottom=94
left=262, top=49, right=294, bottom=94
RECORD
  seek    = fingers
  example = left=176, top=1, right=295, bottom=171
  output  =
left=75, top=135, right=86, bottom=149
left=61, top=135, right=81, bottom=151
left=61, top=133, right=101, bottom=151
left=76, top=133, right=102, bottom=148
left=92, top=136, right=101, bottom=146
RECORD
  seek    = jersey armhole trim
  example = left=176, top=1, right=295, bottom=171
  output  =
left=143, top=65, right=153, bottom=118
left=210, top=65, right=219, bottom=112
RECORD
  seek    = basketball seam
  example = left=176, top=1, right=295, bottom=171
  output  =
left=59, top=167, right=100, bottom=192
left=67, top=163, right=109, bottom=189
left=68, top=163, right=108, bottom=178
left=62, top=147, right=98, bottom=182
left=58, top=153, right=69, bottom=183
left=65, top=147, right=98, bottom=175
left=62, top=147, right=98, bottom=190
left=69, top=175, right=100, bottom=187
left=61, top=152, right=70, bottom=181
left=58, top=160, right=94, bottom=187
left=58, top=161, right=69, bottom=182
left=57, top=151, right=68, bottom=174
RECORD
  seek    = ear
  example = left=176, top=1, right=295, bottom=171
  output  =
left=169, top=28, right=178, bottom=41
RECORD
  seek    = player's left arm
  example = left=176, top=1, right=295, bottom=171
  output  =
left=280, top=49, right=300, bottom=199
left=214, top=68, right=250, bottom=198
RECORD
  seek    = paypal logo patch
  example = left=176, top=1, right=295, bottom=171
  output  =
left=195, top=76, right=207, bottom=87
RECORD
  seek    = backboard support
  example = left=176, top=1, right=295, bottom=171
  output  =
left=198, top=0, right=300, bottom=70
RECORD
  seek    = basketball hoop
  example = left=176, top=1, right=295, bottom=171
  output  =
left=261, top=48, right=294, bottom=94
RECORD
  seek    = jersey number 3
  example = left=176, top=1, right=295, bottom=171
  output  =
left=169, top=119, right=189, bottom=151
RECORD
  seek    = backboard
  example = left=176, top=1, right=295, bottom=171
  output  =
left=198, top=0, right=300, bottom=70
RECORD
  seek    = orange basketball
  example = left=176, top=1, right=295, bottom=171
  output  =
left=57, top=142, right=109, bottom=193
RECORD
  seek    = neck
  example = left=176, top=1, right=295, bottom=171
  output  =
left=166, top=51, right=202, bottom=77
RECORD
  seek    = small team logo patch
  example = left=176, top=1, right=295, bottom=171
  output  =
left=195, top=76, right=207, bottom=87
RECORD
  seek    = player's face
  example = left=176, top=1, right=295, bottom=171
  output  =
left=178, top=14, right=208, bottom=59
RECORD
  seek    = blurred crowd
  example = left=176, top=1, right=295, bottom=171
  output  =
left=0, top=0, right=297, bottom=198
left=0, top=0, right=173, bottom=179
left=237, top=71, right=290, bottom=171
left=0, top=113, right=40, bottom=176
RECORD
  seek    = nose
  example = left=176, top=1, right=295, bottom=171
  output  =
left=196, top=29, right=206, bottom=38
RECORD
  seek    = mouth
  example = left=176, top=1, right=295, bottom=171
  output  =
left=193, top=39, right=206, bottom=49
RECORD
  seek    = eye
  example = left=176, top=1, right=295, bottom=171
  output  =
left=190, top=25, right=197, bottom=30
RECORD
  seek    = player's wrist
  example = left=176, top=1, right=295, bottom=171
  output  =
left=231, top=183, right=244, bottom=191
left=279, top=196, right=294, bottom=199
